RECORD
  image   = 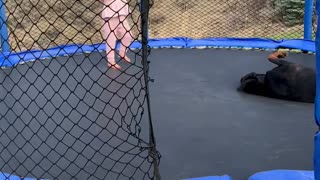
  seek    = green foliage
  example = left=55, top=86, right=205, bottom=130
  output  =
left=273, top=0, right=305, bottom=27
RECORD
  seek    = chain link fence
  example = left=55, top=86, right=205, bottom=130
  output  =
left=148, top=0, right=316, bottom=40
left=0, top=0, right=160, bottom=179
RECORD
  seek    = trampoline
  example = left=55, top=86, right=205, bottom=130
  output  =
left=0, top=0, right=320, bottom=180
left=0, top=48, right=316, bottom=180
left=148, top=48, right=316, bottom=180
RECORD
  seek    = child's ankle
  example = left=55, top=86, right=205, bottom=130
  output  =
left=107, top=59, right=116, bottom=64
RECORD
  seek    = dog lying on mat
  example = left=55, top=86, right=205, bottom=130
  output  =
left=238, top=51, right=316, bottom=103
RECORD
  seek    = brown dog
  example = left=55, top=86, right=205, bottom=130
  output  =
left=238, top=51, right=316, bottom=103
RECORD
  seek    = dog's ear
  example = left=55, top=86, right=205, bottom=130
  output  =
left=240, top=72, right=258, bottom=83
left=239, top=78, right=258, bottom=91
left=241, top=72, right=258, bottom=79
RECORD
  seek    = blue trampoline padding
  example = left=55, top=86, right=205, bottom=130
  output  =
left=148, top=37, right=188, bottom=48
left=186, top=38, right=282, bottom=49
left=277, top=40, right=315, bottom=52
left=0, top=37, right=315, bottom=68
left=248, top=170, right=314, bottom=180
left=148, top=37, right=315, bottom=51
left=314, top=132, right=320, bottom=180
left=183, top=175, right=233, bottom=180
left=0, top=172, right=48, bottom=180
left=0, top=41, right=142, bottom=68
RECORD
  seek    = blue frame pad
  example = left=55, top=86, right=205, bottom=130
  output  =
left=248, top=170, right=314, bottom=180
left=0, top=37, right=315, bottom=68
left=183, top=175, right=233, bottom=180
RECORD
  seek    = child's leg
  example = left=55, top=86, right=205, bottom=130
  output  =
left=102, top=17, right=121, bottom=69
left=117, top=16, right=133, bottom=63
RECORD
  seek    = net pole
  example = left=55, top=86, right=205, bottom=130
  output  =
left=140, top=0, right=161, bottom=179
left=315, top=1, right=320, bottom=179
left=139, top=0, right=149, bottom=39
left=0, top=0, right=10, bottom=52
left=304, top=0, right=314, bottom=40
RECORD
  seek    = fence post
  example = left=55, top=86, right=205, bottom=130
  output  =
left=304, top=0, right=314, bottom=40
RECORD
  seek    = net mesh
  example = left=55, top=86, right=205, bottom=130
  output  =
left=4, top=0, right=316, bottom=52
left=0, top=0, right=160, bottom=180
left=5, top=0, right=142, bottom=51
left=149, top=0, right=316, bottom=40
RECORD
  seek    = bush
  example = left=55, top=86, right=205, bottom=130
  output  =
left=273, top=0, right=305, bottom=27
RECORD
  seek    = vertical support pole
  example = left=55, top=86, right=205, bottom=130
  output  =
left=0, top=0, right=9, bottom=52
left=315, top=1, right=320, bottom=179
left=139, top=0, right=149, bottom=40
left=304, top=0, right=314, bottom=40
left=140, top=0, right=160, bottom=179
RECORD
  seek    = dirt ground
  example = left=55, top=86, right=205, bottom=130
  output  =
left=3, top=0, right=314, bottom=52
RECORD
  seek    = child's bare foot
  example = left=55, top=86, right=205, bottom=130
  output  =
left=120, top=55, right=131, bottom=63
left=124, top=56, right=131, bottom=63
left=108, top=61, right=121, bottom=70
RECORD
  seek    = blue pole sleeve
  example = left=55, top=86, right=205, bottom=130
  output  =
left=304, top=0, right=314, bottom=40
left=314, top=0, right=320, bottom=179
left=0, top=0, right=9, bottom=52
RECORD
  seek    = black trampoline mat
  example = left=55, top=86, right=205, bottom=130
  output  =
left=147, top=48, right=316, bottom=180
left=0, top=52, right=153, bottom=180
left=0, top=48, right=317, bottom=180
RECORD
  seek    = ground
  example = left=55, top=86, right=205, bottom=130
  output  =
left=3, top=0, right=316, bottom=52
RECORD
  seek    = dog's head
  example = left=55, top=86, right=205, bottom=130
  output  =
left=238, top=72, right=266, bottom=95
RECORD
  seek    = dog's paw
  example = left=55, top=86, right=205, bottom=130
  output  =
left=275, top=51, right=288, bottom=59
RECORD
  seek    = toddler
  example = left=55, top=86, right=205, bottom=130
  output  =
left=101, top=0, right=133, bottom=69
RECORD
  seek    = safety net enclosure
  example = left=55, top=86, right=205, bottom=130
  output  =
left=0, top=0, right=319, bottom=180
left=0, top=0, right=161, bottom=180
left=147, top=0, right=316, bottom=51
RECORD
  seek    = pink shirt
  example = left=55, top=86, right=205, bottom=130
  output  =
left=101, top=0, right=130, bottom=18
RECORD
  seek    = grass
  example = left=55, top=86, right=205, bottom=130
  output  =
left=264, top=28, right=316, bottom=40
left=265, top=30, right=304, bottom=40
